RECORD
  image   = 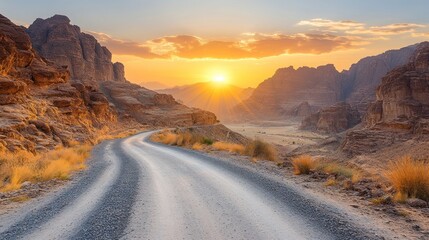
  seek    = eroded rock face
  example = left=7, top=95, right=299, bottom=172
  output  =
left=26, top=15, right=126, bottom=83
left=0, top=14, right=117, bottom=152
left=341, top=45, right=417, bottom=112
left=301, top=102, right=361, bottom=133
left=100, top=81, right=217, bottom=126
left=235, top=64, right=342, bottom=119
left=343, top=42, right=429, bottom=155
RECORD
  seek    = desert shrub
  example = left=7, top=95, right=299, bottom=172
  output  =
left=212, top=142, right=245, bottom=154
left=292, top=155, right=316, bottom=175
left=386, top=156, right=429, bottom=202
left=202, top=138, right=214, bottom=145
left=244, top=139, right=278, bottom=162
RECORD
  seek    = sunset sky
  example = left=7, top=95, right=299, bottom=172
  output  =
left=2, top=0, right=429, bottom=88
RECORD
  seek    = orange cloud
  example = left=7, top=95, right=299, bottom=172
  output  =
left=89, top=32, right=366, bottom=60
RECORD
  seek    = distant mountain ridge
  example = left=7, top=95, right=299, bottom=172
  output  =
left=159, top=82, right=254, bottom=121
left=234, top=44, right=418, bottom=120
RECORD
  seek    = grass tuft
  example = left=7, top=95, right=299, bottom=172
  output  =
left=386, top=156, right=429, bottom=202
left=292, top=155, right=315, bottom=175
left=244, top=139, right=278, bottom=162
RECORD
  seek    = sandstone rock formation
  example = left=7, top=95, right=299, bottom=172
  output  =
left=342, top=42, right=429, bottom=155
left=234, top=64, right=342, bottom=119
left=101, top=81, right=217, bottom=126
left=26, top=15, right=125, bottom=83
left=26, top=15, right=218, bottom=127
left=300, top=102, right=361, bottom=134
left=0, top=14, right=116, bottom=152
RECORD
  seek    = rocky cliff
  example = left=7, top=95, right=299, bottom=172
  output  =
left=0, top=14, right=116, bottom=152
left=26, top=15, right=125, bottom=84
left=234, top=64, right=342, bottom=119
left=26, top=15, right=217, bottom=127
left=341, top=45, right=417, bottom=111
left=342, top=42, right=429, bottom=155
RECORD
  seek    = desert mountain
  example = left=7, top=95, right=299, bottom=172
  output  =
left=234, top=64, right=341, bottom=119
left=342, top=42, right=429, bottom=155
left=26, top=15, right=217, bottom=127
left=159, top=82, right=254, bottom=121
left=235, top=45, right=417, bottom=120
left=0, top=14, right=217, bottom=152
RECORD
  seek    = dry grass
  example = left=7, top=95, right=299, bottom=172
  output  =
left=212, top=142, right=245, bottom=154
left=192, top=142, right=204, bottom=151
left=152, top=131, right=278, bottom=162
left=292, top=155, right=316, bottom=175
left=386, top=156, right=429, bottom=202
left=244, top=139, right=278, bottom=162
left=0, top=144, right=91, bottom=192
left=94, top=128, right=139, bottom=144
left=151, top=130, right=206, bottom=147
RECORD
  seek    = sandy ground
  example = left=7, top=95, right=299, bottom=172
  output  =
left=226, top=120, right=327, bottom=152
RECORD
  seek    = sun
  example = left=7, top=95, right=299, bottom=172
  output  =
left=212, top=74, right=227, bottom=84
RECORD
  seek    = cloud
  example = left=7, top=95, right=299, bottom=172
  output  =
left=89, top=32, right=366, bottom=60
left=348, top=23, right=425, bottom=35
left=298, top=18, right=426, bottom=36
left=298, top=18, right=365, bottom=31
left=412, top=32, right=429, bottom=37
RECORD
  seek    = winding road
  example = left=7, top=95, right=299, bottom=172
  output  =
left=0, top=131, right=386, bottom=239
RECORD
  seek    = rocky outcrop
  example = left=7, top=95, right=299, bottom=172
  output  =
left=0, top=14, right=117, bottom=152
left=101, top=81, right=217, bottom=126
left=26, top=15, right=126, bottom=83
left=342, top=42, right=429, bottom=155
left=234, top=64, right=342, bottom=119
left=301, top=102, right=361, bottom=133
left=283, top=101, right=314, bottom=118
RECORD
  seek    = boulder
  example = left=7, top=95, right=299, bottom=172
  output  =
left=301, top=102, right=361, bottom=133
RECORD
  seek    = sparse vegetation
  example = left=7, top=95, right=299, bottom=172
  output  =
left=325, top=178, right=337, bottom=187
left=317, top=162, right=361, bottom=181
left=0, top=144, right=91, bottom=192
left=212, top=142, right=245, bottom=154
left=386, top=156, right=429, bottom=202
left=244, top=139, right=278, bottom=162
left=292, top=155, right=316, bottom=175
left=151, top=131, right=278, bottom=162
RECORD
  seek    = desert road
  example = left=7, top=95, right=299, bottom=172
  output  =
left=0, top=132, right=386, bottom=240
